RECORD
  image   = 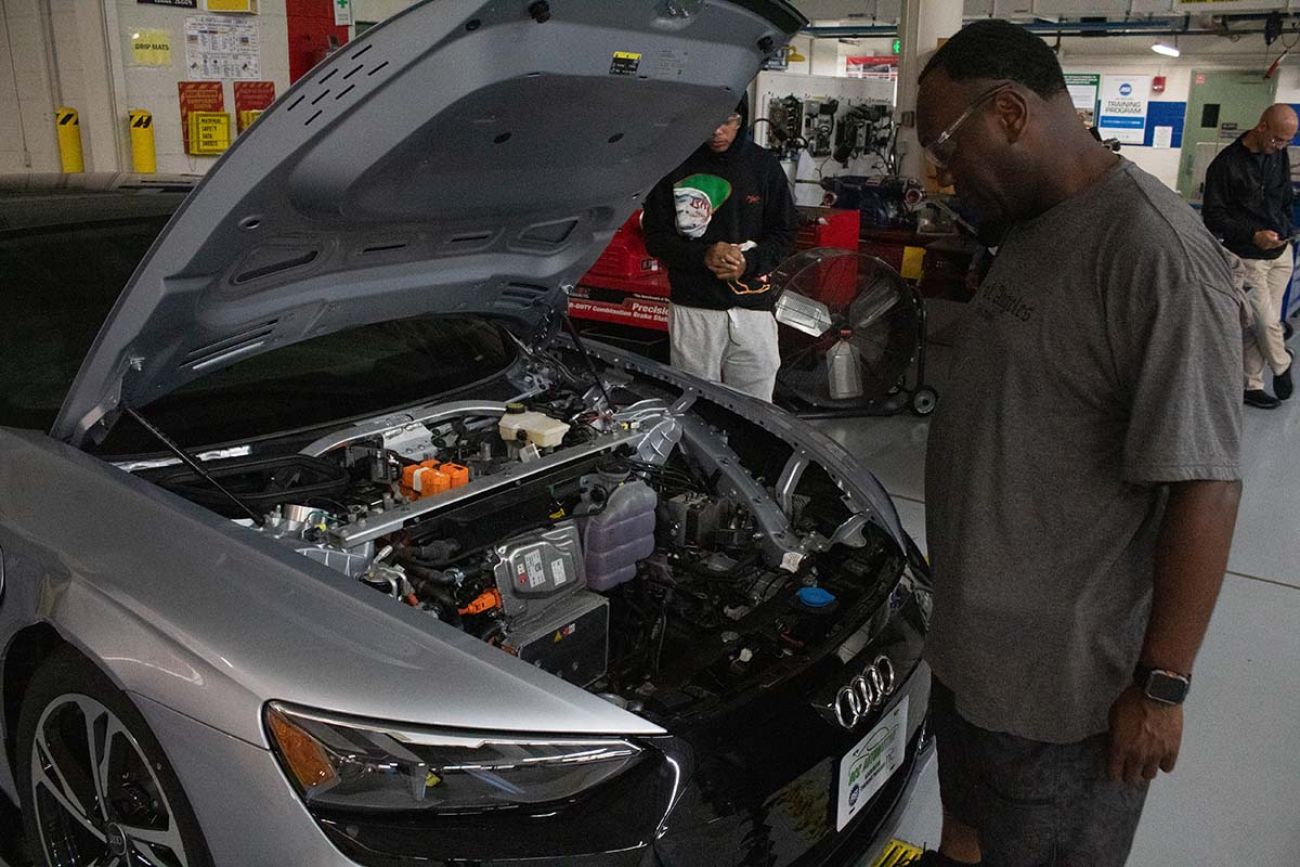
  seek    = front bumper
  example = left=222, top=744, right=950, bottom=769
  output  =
left=136, top=590, right=931, bottom=867
left=650, top=663, right=931, bottom=867
left=307, top=572, right=931, bottom=867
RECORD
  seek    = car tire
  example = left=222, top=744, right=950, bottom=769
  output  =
left=16, top=646, right=214, bottom=867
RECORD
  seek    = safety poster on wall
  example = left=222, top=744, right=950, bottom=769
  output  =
left=1064, top=73, right=1099, bottom=128
left=185, top=14, right=260, bottom=79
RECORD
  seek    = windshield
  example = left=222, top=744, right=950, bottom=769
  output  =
left=0, top=214, right=517, bottom=449
left=0, top=216, right=169, bottom=432
left=95, top=315, right=515, bottom=454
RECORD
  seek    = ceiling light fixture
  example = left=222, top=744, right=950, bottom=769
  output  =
left=1152, top=40, right=1180, bottom=57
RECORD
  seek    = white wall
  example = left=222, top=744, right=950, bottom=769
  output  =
left=0, top=0, right=293, bottom=176
left=1060, top=58, right=1188, bottom=188
left=351, top=0, right=419, bottom=25
left=1058, top=34, right=1300, bottom=189
left=0, top=0, right=113, bottom=173
left=0, top=0, right=59, bottom=171
left=9, top=7, right=1300, bottom=183
left=771, top=32, right=1300, bottom=191
left=110, top=0, right=291, bottom=175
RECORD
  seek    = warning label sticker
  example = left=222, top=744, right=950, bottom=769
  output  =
left=651, top=48, right=688, bottom=79
left=610, top=50, right=642, bottom=76
left=524, top=550, right=546, bottom=588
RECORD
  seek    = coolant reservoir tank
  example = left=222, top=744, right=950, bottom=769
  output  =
left=581, top=480, right=656, bottom=592
left=498, top=405, right=571, bottom=448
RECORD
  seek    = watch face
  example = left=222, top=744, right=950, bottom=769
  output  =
left=1147, top=671, right=1190, bottom=704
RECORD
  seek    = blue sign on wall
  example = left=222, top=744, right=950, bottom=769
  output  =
left=1141, top=101, right=1187, bottom=148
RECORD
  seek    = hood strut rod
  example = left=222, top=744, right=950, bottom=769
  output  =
left=123, top=407, right=264, bottom=525
left=563, top=315, right=615, bottom=412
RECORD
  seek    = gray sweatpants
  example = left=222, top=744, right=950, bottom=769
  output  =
left=669, top=303, right=781, bottom=402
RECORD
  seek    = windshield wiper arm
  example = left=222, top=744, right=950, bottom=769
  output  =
left=123, top=407, right=264, bottom=525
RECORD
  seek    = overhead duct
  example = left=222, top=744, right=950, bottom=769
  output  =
left=804, top=13, right=1289, bottom=40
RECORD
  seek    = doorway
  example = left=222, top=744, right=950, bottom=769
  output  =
left=1178, top=70, right=1277, bottom=200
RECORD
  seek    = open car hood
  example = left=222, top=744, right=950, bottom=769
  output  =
left=53, top=0, right=803, bottom=447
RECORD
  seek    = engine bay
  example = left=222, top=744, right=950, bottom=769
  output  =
left=137, top=345, right=904, bottom=725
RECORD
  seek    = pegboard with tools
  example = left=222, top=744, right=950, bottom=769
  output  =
left=754, top=72, right=896, bottom=175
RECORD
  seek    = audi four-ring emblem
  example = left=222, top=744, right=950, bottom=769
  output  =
left=832, top=655, right=897, bottom=730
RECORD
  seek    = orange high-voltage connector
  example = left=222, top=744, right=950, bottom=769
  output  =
left=401, top=461, right=450, bottom=499
left=458, top=588, right=501, bottom=617
left=441, top=462, right=470, bottom=488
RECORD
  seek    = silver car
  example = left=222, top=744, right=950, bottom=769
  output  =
left=0, top=2, right=932, bottom=865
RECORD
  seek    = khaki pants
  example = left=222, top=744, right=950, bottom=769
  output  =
left=1242, top=247, right=1294, bottom=391
left=669, top=304, right=780, bottom=402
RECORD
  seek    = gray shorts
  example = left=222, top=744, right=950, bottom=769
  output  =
left=929, top=678, right=1149, bottom=867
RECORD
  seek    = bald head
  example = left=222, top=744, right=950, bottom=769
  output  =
left=1261, top=104, right=1297, bottom=128
left=1247, top=103, right=1298, bottom=155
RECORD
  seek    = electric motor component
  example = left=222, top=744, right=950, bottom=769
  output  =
left=738, top=570, right=790, bottom=607
left=492, top=521, right=585, bottom=617
left=508, top=591, right=609, bottom=687
left=660, top=492, right=732, bottom=548
left=400, top=459, right=472, bottom=501
left=402, top=461, right=450, bottom=498
left=489, top=522, right=609, bottom=686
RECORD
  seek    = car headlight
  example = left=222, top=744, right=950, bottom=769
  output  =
left=265, top=702, right=644, bottom=813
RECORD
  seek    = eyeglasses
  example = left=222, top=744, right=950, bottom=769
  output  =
left=923, top=81, right=1014, bottom=169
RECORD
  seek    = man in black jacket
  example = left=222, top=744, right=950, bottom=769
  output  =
left=642, top=99, right=796, bottom=401
left=1202, top=103, right=1298, bottom=409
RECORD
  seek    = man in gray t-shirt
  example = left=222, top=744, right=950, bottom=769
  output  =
left=911, top=21, right=1243, bottom=867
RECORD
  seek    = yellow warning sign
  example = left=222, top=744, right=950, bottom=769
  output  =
left=130, top=29, right=172, bottom=67
left=868, top=838, right=924, bottom=867
left=206, top=0, right=258, bottom=12
left=187, top=111, right=231, bottom=155
left=610, top=50, right=642, bottom=77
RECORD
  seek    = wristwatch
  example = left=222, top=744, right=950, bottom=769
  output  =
left=1134, top=666, right=1192, bottom=706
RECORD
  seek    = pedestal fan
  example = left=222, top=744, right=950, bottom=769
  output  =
left=771, top=247, right=937, bottom=417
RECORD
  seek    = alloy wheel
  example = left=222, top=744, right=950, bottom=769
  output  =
left=28, top=694, right=190, bottom=867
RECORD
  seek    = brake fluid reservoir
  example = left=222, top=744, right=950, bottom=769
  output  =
left=581, top=480, right=656, bottom=592
left=498, top=406, right=571, bottom=449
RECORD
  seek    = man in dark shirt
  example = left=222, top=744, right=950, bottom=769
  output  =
left=913, top=20, right=1243, bottom=867
left=1202, top=104, right=1298, bottom=409
left=642, top=99, right=796, bottom=402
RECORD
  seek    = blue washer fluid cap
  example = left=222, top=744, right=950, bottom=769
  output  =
left=797, top=587, right=836, bottom=609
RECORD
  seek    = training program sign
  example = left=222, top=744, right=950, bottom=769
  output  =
left=1098, top=75, right=1150, bottom=144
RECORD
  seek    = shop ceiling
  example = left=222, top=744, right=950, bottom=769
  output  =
left=797, top=1, right=1300, bottom=37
